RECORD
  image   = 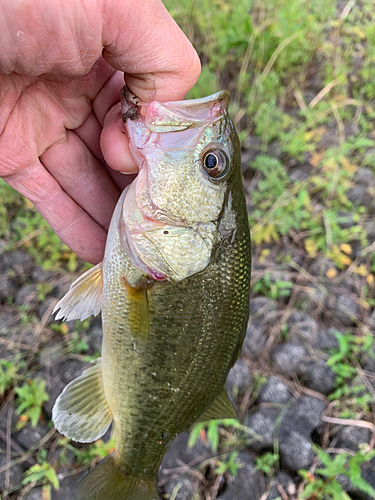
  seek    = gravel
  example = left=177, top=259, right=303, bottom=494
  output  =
left=335, top=425, right=372, bottom=451
left=298, top=359, right=336, bottom=394
left=215, top=452, right=266, bottom=500
left=14, top=423, right=49, bottom=450
left=0, top=457, right=24, bottom=492
left=3, top=251, right=34, bottom=280
left=24, top=487, right=44, bottom=500
left=243, top=298, right=279, bottom=358
left=279, top=430, right=315, bottom=471
left=257, top=376, right=292, bottom=405
left=1, top=195, right=373, bottom=499
left=271, top=342, right=307, bottom=375
left=245, top=408, right=280, bottom=452
left=225, top=358, right=252, bottom=402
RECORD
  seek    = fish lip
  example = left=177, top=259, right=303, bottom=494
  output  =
left=164, top=90, right=230, bottom=112
left=121, top=85, right=230, bottom=121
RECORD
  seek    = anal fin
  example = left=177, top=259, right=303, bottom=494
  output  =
left=75, top=455, right=158, bottom=500
left=52, top=358, right=112, bottom=443
left=53, top=262, right=103, bottom=321
left=196, top=387, right=237, bottom=423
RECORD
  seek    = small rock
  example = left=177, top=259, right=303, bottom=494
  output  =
left=289, top=164, right=312, bottom=182
left=161, top=474, right=200, bottom=500
left=329, top=293, right=361, bottom=327
left=0, top=457, right=24, bottom=491
left=56, top=359, right=88, bottom=385
left=14, top=423, right=49, bottom=450
left=336, top=425, right=371, bottom=452
left=0, top=310, right=19, bottom=333
left=88, top=325, right=103, bottom=354
left=226, top=359, right=252, bottom=402
left=31, top=266, right=54, bottom=283
left=24, top=486, right=44, bottom=500
left=160, top=431, right=214, bottom=477
left=298, top=359, right=336, bottom=395
left=38, top=297, right=58, bottom=323
left=315, top=328, right=340, bottom=352
left=316, top=127, right=338, bottom=150
left=279, top=431, right=314, bottom=471
left=257, top=376, right=292, bottom=405
left=250, top=297, right=278, bottom=322
left=51, top=472, right=83, bottom=500
left=309, top=257, right=338, bottom=279
left=292, top=396, right=327, bottom=431
left=360, top=457, right=375, bottom=500
left=286, top=311, right=319, bottom=343
left=280, top=396, right=326, bottom=439
left=244, top=298, right=279, bottom=358
left=243, top=323, right=267, bottom=358
left=245, top=408, right=280, bottom=452
left=0, top=276, right=18, bottom=300
left=0, top=408, right=18, bottom=432
left=295, top=285, right=327, bottom=313
left=344, top=121, right=360, bottom=137
left=15, top=284, right=38, bottom=309
left=4, top=251, right=34, bottom=280
left=337, top=211, right=355, bottom=229
left=355, top=168, right=375, bottom=187
left=367, top=309, right=375, bottom=332
left=271, top=342, right=307, bottom=375
left=267, top=471, right=296, bottom=500
left=44, top=381, right=65, bottom=418
left=366, top=221, right=375, bottom=243
left=277, top=248, right=305, bottom=268
left=363, top=346, right=375, bottom=374
left=347, top=185, right=368, bottom=205
left=215, top=451, right=266, bottom=500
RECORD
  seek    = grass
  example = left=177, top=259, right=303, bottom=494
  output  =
left=1, top=0, right=375, bottom=498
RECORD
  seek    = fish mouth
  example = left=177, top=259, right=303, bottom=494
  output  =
left=121, top=85, right=230, bottom=137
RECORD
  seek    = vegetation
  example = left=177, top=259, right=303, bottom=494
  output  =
left=1, top=0, right=375, bottom=498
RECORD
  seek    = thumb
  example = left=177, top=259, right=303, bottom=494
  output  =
left=102, top=0, right=201, bottom=103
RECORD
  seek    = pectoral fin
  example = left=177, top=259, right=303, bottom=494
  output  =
left=52, top=359, right=112, bottom=443
left=196, top=387, right=237, bottom=423
left=53, top=262, right=103, bottom=321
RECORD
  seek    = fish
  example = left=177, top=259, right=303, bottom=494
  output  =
left=52, top=86, right=251, bottom=500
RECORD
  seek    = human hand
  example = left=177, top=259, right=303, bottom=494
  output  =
left=0, top=0, right=200, bottom=264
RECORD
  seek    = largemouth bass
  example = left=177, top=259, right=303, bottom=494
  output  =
left=52, top=87, right=251, bottom=500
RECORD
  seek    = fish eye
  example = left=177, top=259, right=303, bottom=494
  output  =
left=201, top=148, right=230, bottom=180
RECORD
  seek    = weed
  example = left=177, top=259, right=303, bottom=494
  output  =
left=327, top=332, right=374, bottom=416
left=215, top=451, right=242, bottom=476
left=18, top=304, right=35, bottom=326
left=255, top=451, right=279, bottom=476
left=60, top=436, right=116, bottom=466
left=36, top=282, right=54, bottom=302
left=0, top=359, right=24, bottom=395
left=253, top=273, right=293, bottom=300
left=299, top=444, right=375, bottom=499
left=15, top=378, right=49, bottom=428
left=23, top=450, right=59, bottom=499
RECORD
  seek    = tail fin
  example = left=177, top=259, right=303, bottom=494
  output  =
left=74, top=456, right=158, bottom=500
